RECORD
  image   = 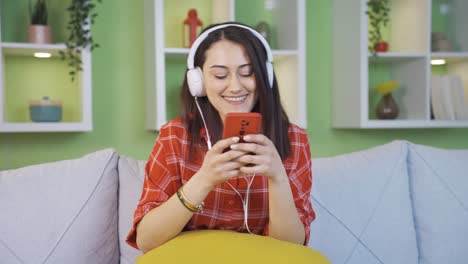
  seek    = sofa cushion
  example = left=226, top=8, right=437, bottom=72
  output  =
left=408, top=143, right=468, bottom=264
left=118, top=155, right=145, bottom=264
left=0, top=149, right=119, bottom=264
left=136, top=230, right=330, bottom=264
left=309, top=140, right=418, bottom=264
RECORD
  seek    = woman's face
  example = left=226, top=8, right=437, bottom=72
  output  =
left=202, top=39, right=257, bottom=123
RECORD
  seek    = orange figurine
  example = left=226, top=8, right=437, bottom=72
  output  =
left=183, top=9, right=203, bottom=48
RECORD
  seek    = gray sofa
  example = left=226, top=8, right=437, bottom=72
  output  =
left=1, top=140, right=467, bottom=264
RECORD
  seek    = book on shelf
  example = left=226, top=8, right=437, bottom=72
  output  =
left=430, top=75, right=468, bottom=120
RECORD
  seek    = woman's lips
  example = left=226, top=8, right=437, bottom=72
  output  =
left=223, top=95, right=248, bottom=105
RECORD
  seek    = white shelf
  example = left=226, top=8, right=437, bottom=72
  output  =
left=145, top=0, right=307, bottom=130
left=0, top=44, right=93, bottom=132
left=0, top=122, right=92, bottom=132
left=165, top=47, right=189, bottom=54
left=362, top=120, right=468, bottom=129
left=431, top=52, right=468, bottom=58
left=332, top=0, right=468, bottom=128
left=0, top=1, right=93, bottom=132
left=1, top=42, right=67, bottom=56
left=368, top=52, right=427, bottom=62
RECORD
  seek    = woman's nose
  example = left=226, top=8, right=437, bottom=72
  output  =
left=227, top=74, right=243, bottom=93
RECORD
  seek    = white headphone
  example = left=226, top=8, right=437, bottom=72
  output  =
left=186, top=23, right=274, bottom=97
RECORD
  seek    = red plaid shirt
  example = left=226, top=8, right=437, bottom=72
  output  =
left=126, top=117, right=315, bottom=249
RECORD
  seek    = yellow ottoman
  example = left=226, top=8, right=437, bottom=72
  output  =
left=137, top=230, right=330, bottom=264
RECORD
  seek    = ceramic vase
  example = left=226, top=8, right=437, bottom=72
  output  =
left=376, top=93, right=399, bottom=119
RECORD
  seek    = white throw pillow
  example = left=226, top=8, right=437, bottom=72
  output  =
left=309, top=140, right=418, bottom=264
left=408, top=143, right=468, bottom=264
left=118, top=155, right=145, bottom=264
left=0, top=149, right=119, bottom=264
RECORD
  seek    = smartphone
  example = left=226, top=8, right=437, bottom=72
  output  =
left=222, top=112, right=262, bottom=142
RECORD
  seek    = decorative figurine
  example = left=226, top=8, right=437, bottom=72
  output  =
left=183, top=9, right=203, bottom=48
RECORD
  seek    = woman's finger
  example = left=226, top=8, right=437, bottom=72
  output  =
left=219, top=149, right=248, bottom=163
left=230, top=142, right=265, bottom=155
left=235, top=153, right=266, bottom=166
left=243, top=134, right=271, bottom=146
left=211, top=137, right=240, bottom=154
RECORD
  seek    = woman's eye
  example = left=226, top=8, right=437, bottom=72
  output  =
left=215, top=75, right=227, bottom=79
left=240, top=71, right=253, bottom=77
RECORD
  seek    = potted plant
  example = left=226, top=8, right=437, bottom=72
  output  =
left=28, top=0, right=51, bottom=44
left=59, top=0, right=102, bottom=81
left=366, top=0, right=391, bottom=55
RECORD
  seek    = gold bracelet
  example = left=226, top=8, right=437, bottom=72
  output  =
left=177, top=187, right=204, bottom=213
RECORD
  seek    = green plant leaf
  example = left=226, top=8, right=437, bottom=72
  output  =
left=61, top=0, right=102, bottom=81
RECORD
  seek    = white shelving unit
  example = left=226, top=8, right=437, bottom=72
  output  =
left=0, top=4, right=92, bottom=132
left=332, top=0, right=468, bottom=128
left=144, top=0, right=307, bottom=130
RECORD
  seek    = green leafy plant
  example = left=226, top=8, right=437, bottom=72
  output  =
left=59, top=0, right=102, bottom=81
left=29, top=0, right=48, bottom=25
left=366, top=0, right=390, bottom=55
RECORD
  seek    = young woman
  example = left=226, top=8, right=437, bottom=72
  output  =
left=127, top=22, right=314, bottom=253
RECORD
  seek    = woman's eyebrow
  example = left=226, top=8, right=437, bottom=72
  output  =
left=209, top=65, right=228, bottom=69
left=209, top=63, right=252, bottom=69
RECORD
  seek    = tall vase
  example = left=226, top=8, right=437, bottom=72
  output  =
left=28, top=25, right=52, bottom=44
left=376, top=93, right=399, bottom=119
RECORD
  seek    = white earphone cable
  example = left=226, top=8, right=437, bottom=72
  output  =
left=194, top=97, right=255, bottom=233
left=194, top=97, right=212, bottom=150
left=226, top=174, right=256, bottom=234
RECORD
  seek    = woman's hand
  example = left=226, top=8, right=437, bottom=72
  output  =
left=230, top=134, right=287, bottom=183
left=196, top=136, right=248, bottom=188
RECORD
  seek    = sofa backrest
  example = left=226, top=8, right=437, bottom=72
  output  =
left=0, top=149, right=120, bottom=264
left=310, top=140, right=468, bottom=264
left=406, top=143, right=468, bottom=264
left=309, top=140, right=419, bottom=264
left=117, top=155, right=145, bottom=264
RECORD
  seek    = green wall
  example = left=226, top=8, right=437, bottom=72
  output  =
left=1, top=0, right=468, bottom=170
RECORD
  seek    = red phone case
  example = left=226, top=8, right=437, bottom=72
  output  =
left=222, top=112, right=262, bottom=142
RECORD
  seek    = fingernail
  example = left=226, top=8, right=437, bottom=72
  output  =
left=230, top=144, right=238, bottom=150
left=244, top=135, right=251, bottom=141
left=232, top=137, right=239, bottom=142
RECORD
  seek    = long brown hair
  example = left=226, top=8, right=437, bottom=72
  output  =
left=180, top=22, right=291, bottom=160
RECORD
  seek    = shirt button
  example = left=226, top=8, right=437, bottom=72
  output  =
left=228, top=200, right=235, bottom=205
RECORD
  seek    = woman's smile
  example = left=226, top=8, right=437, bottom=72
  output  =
left=223, top=95, right=249, bottom=104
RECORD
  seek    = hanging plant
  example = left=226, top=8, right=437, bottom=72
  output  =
left=366, top=0, right=391, bottom=56
left=59, top=0, right=102, bottom=81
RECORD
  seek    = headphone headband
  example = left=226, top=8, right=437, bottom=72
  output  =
left=186, top=23, right=274, bottom=97
left=187, top=23, right=273, bottom=70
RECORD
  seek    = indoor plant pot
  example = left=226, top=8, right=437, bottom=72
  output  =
left=28, top=0, right=51, bottom=44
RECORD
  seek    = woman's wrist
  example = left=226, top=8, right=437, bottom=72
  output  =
left=181, top=171, right=213, bottom=206
left=268, top=168, right=289, bottom=185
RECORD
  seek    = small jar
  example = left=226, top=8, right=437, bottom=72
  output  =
left=29, top=96, right=63, bottom=122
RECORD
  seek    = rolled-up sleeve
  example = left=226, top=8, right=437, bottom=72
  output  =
left=126, top=127, right=179, bottom=249
left=289, top=130, right=315, bottom=245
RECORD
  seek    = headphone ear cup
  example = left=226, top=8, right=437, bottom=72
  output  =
left=266, top=62, right=274, bottom=88
left=187, top=67, right=205, bottom=97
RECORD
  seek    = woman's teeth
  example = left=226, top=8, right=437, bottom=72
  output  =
left=225, top=95, right=247, bottom=102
